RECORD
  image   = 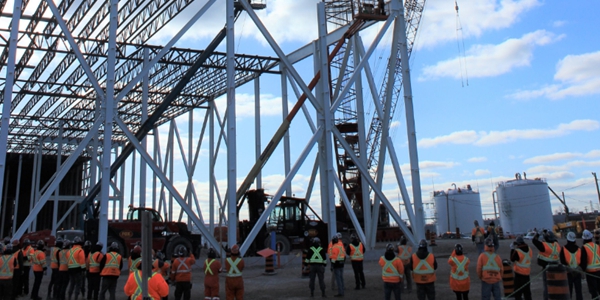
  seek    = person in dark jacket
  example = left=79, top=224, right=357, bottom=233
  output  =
left=485, top=221, right=500, bottom=252
left=510, top=235, right=532, bottom=300
left=409, top=239, right=437, bottom=300
left=98, top=242, right=123, bottom=300
left=532, top=230, right=561, bottom=300
left=11, top=240, right=23, bottom=299
left=345, top=234, right=366, bottom=290
left=306, top=237, right=327, bottom=297
left=579, top=230, right=600, bottom=298
left=560, top=232, right=583, bottom=300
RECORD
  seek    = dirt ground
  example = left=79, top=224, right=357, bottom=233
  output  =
left=28, top=237, right=582, bottom=299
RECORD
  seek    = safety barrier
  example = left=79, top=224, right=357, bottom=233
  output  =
left=546, top=264, right=569, bottom=299
left=502, top=260, right=514, bottom=296
left=264, top=254, right=276, bottom=275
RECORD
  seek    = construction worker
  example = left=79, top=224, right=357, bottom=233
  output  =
left=58, top=239, right=71, bottom=300
left=346, top=234, right=366, bottom=290
left=410, top=239, right=437, bottom=300
left=477, top=238, right=502, bottom=300
left=153, top=251, right=170, bottom=284
left=30, top=240, right=47, bottom=300
left=225, top=244, right=244, bottom=300
left=170, top=246, right=195, bottom=300
left=48, top=237, right=63, bottom=300
left=327, top=232, right=343, bottom=292
left=129, top=245, right=142, bottom=274
left=19, top=239, right=34, bottom=297
left=82, top=240, right=92, bottom=298
left=485, top=221, right=500, bottom=252
left=560, top=232, right=582, bottom=300
left=87, top=242, right=104, bottom=300
left=472, top=220, right=485, bottom=254
left=11, top=240, right=23, bottom=299
left=67, top=236, right=86, bottom=300
left=0, top=244, right=17, bottom=300
left=448, top=243, right=469, bottom=300
left=99, top=242, right=123, bottom=300
left=397, top=236, right=413, bottom=293
left=510, top=235, right=532, bottom=300
left=532, top=229, right=561, bottom=299
left=306, top=237, right=327, bottom=298
left=329, top=235, right=346, bottom=297
left=579, top=229, right=600, bottom=298
left=124, top=262, right=169, bottom=300
left=203, top=248, right=221, bottom=300
left=380, top=243, right=403, bottom=300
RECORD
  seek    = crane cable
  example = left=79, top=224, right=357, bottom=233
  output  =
left=455, top=0, right=469, bottom=87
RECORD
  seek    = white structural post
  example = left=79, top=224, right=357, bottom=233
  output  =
left=140, top=48, right=149, bottom=208
left=226, top=0, right=238, bottom=247
left=254, top=77, right=262, bottom=189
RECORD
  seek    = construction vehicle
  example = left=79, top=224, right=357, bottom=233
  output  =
left=215, top=189, right=328, bottom=255
left=84, top=205, right=202, bottom=259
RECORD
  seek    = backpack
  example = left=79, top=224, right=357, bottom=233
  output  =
left=474, top=227, right=484, bottom=244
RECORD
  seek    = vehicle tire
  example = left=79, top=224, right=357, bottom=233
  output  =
left=264, top=234, right=291, bottom=255
left=107, top=236, right=126, bottom=258
left=166, top=236, right=193, bottom=259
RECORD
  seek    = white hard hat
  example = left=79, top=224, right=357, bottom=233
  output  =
left=583, top=230, right=593, bottom=240
left=567, top=232, right=576, bottom=242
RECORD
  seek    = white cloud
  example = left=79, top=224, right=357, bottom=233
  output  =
left=585, top=150, right=600, bottom=158
left=524, top=152, right=581, bottom=164
left=419, top=119, right=599, bottom=147
left=509, top=51, right=600, bottom=100
left=416, top=0, right=541, bottom=49
left=214, top=93, right=286, bottom=118
left=552, top=20, right=567, bottom=28
left=474, top=169, right=491, bottom=176
left=420, top=30, right=562, bottom=80
left=468, top=157, right=487, bottom=163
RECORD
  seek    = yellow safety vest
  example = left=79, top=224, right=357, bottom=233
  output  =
left=584, top=243, right=600, bottom=272
left=450, top=256, right=469, bottom=280
left=0, top=255, right=14, bottom=278
left=227, top=257, right=242, bottom=277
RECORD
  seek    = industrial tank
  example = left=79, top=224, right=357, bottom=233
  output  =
left=434, top=184, right=484, bottom=235
left=496, top=173, right=553, bottom=235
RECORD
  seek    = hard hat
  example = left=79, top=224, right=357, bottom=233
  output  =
left=109, top=242, right=119, bottom=251
left=63, top=239, right=71, bottom=248
left=4, top=243, right=11, bottom=253
left=36, top=240, right=45, bottom=249
left=583, top=229, right=593, bottom=240
left=56, top=237, right=63, bottom=243
left=567, top=232, right=576, bottom=242
left=386, top=243, right=395, bottom=252
left=485, top=238, right=494, bottom=247
left=156, top=250, right=166, bottom=261
left=312, top=237, right=321, bottom=244
left=230, top=244, right=240, bottom=255
left=2, top=237, right=9, bottom=245
left=332, top=236, right=339, bottom=244
left=418, top=239, right=427, bottom=249
left=350, top=233, right=357, bottom=240
left=177, top=245, right=188, bottom=257
left=96, top=241, right=104, bottom=247
left=84, top=240, right=92, bottom=247
left=73, top=236, right=82, bottom=244
left=207, top=248, right=216, bottom=259
left=23, top=239, right=31, bottom=246
left=544, top=231, right=556, bottom=243
left=455, top=243, right=463, bottom=254
left=132, top=245, right=142, bottom=255
left=515, top=235, right=525, bottom=245
left=473, top=220, right=479, bottom=226
left=400, top=236, right=407, bottom=245
left=336, top=232, right=342, bottom=239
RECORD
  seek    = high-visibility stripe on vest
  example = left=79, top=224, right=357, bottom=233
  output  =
left=59, top=249, right=69, bottom=271
left=22, top=246, right=34, bottom=267
left=332, top=244, right=346, bottom=262
left=175, top=257, right=191, bottom=273
left=0, top=255, right=15, bottom=279
left=482, top=252, right=501, bottom=272
left=412, top=253, right=436, bottom=283
left=584, top=243, right=600, bottom=272
left=349, top=243, right=364, bottom=261
left=132, top=270, right=160, bottom=300
left=381, top=257, right=402, bottom=278
left=307, top=247, right=325, bottom=264
left=450, top=256, right=469, bottom=280
left=32, top=250, right=46, bottom=272
left=68, top=247, right=85, bottom=268
left=130, top=257, right=142, bottom=273
left=50, top=247, right=60, bottom=269
left=564, top=248, right=581, bottom=269
left=513, top=249, right=532, bottom=275
left=397, top=246, right=411, bottom=264
left=538, top=242, right=560, bottom=262
left=89, top=252, right=102, bottom=273
left=205, top=259, right=215, bottom=275
left=226, top=257, right=242, bottom=277
left=100, top=252, right=122, bottom=276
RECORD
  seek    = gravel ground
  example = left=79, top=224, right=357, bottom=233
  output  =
left=26, top=237, right=581, bottom=299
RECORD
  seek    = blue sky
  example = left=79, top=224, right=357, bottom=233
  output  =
left=126, top=0, right=600, bottom=225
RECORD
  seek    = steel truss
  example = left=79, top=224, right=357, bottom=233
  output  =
left=1, top=0, right=426, bottom=254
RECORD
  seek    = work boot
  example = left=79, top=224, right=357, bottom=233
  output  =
left=311, top=291, right=314, bottom=297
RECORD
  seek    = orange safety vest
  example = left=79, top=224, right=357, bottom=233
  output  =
left=330, top=244, right=346, bottom=262
left=513, top=249, right=532, bottom=275
left=480, top=252, right=502, bottom=283
left=584, top=243, right=600, bottom=272
left=59, top=249, right=69, bottom=271
left=380, top=256, right=403, bottom=283
left=31, top=250, right=46, bottom=272
left=472, top=227, right=485, bottom=243
left=538, top=242, right=561, bottom=263
left=349, top=243, right=364, bottom=261
left=100, top=252, right=122, bottom=276
left=50, top=247, right=60, bottom=269
left=448, top=254, right=470, bottom=292
left=412, top=253, right=436, bottom=283
left=0, top=255, right=15, bottom=279
left=172, top=257, right=193, bottom=282
left=22, top=245, right=34, bottom=267
left=68, top=245, right=85, bottom=269
left=88, top=251, right=103, bottom=273
left=397, top=245, right=412, bottom=265
left=564, top=248, right=581, bottom=269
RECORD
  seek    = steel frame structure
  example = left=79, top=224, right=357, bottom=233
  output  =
left=1, top=0, right=426, bottom=254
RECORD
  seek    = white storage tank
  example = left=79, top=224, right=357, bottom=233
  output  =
left=434, top=184, right=484, bottom=235
left=496, top=173, right=553, bottom=235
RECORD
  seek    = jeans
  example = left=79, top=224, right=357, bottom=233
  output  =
left=87, top=272, right=101, bottom=300
left=475, top=243, right=484, bottom=254
left=99, top=277, right=118, bottom=300
left=48, top=268, right=59, bottom=298
left=334, top=267, right=345, bottom=296
left=383, top=282, right=401, bottom=300
left=309, top=264, right=326, bottom=295
left=403, top=266, right=412, bottom=291
left=351, top=260, right=366, bottom=288
left=481, top=281, right=501, bottom=300
left=567, top=271, right=583, bottom=300
left=416, top=282, right=435, bottom=300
